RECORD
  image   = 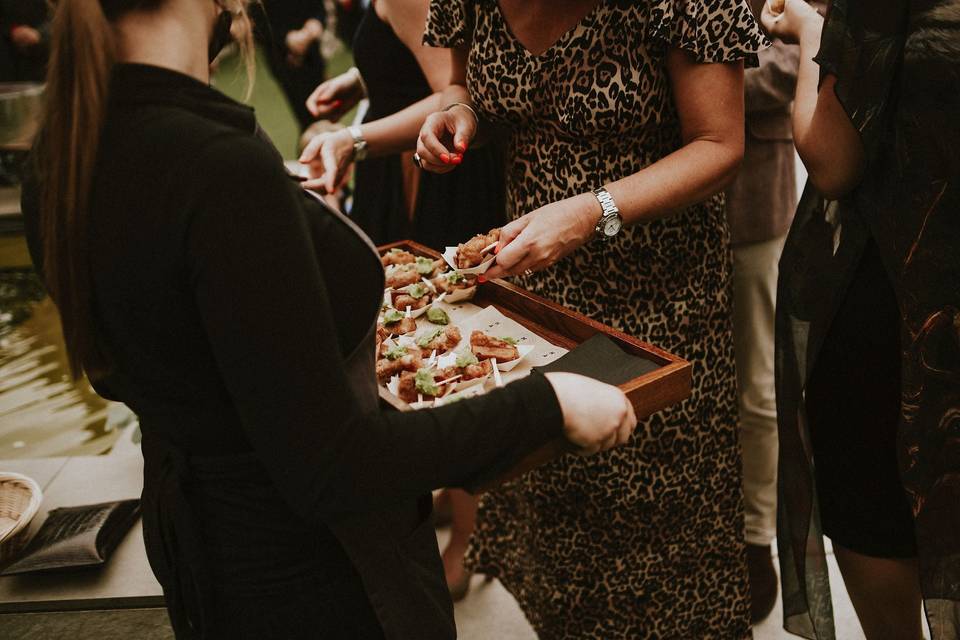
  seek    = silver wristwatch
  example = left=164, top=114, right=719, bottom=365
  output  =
left=592, top=186, right=623, bottom=240
left=348, top=125, right=368, bottom=162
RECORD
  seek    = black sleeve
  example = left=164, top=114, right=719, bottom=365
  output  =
left=185, top=134, right=564, bottom=522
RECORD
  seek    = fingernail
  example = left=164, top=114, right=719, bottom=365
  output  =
left=332, top=99, right=342, bottom=107
left=478, top=275, right=487, bottom=284
left=440, top=153, right=450, bottom=164
left=451, top=155, right=462, bottom=165
left=456, top=142, right=467, bottom=152
left=494, top=244, right=500, bottom=255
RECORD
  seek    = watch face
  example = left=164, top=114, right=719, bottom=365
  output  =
left=603, top=216, right=622, bottom=237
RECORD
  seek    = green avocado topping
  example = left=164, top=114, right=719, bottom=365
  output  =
left=405, top=283, right=428, bottom=299
left=426, top=307, right=450, bottom=325
left=416, top=327, right=444, bottom=348
left=501, top=336, right=519, bottom=346
left=414, top=368, right=441, bottom=396
left=383, top=309, right=404, bottom=324
left=384, top=345, right=407, bottom=361
left=455, top=351, right=479, bottom=368
left=415, top=256, right=435, bottom=275
left=446, top=272, right=466, bottom=285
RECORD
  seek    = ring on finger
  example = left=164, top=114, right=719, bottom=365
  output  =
left=413, top=152, right=423, bottom=169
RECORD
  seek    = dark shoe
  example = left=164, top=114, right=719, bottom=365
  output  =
left=747, top=543, right=778, bottom=624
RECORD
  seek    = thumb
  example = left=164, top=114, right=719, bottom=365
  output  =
left=497, top=216, right=530, bottom=253
left=452, top=114, right=477, bottom=153
left=299, top=133, right=325, bottom=164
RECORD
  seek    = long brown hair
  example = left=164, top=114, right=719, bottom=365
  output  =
left=36, top=0, right=255, bottom=380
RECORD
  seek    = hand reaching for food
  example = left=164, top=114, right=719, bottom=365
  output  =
left=416, top=104, right=478, bottom=174
left=298, top=128, right=355, bottom=194
left=484, top=194, right=597, bottom=280
left=544, top=373, right=637, bottom=456
left=305, top=68, right=366, bottom=121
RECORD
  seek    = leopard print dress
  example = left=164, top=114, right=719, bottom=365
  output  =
left=425, top=2, right=768, bottom=637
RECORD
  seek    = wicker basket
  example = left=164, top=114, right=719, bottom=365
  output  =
left=0, top=472, right=43, bottom=566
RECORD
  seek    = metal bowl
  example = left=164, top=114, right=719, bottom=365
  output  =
left=0, top=83, right=45, bottom=151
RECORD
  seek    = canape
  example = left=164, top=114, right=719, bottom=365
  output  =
left=376, top=344, right=422, bottom=383
left=382, top=309, right=417, bottom=335
left=415, top=325, right=462, bottom=357
left=381, top=248, right=417, bottom=267
left=396, top=368, right=452, bottom=404
left=469, top=330, right=520, bottom=362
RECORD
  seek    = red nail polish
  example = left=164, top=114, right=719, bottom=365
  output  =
left=331, top=99, right=342, bottom=108
left=451, top=155, right=462, bottom=165
left=494, top=245, right=500, bottom=255
left=456, top=142, right=467, bottom=153
left=440, top=153, right=450, bottom=164
left=478, top=275, right=487, bottom=284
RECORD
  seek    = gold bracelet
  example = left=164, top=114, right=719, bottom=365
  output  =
left=444, top=102, right=480, bottom=126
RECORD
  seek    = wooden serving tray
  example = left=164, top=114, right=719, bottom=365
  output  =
left=378, top=240, right=692, bottom=490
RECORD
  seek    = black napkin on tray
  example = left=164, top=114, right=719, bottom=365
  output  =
left=2, top=499, right=141, bottom=575
left=535, top=333, right=659, bottom=384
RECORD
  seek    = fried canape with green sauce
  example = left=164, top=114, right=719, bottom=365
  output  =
left=469, top=331, right=520, bottom=362
left=415, top=325, right=461, bottom=357
left=385, top=262, right=421, bottom=289
left=375, top=344, right=422, bottom=383
left=397, top=367, right=451, bottom=404
left=382, top=309, right=417, bottom=336
left=431, top=271, right=478, bottom=295
left=456, top=228, right=500, bottom=269
left=392, top=283, right=431, bottom=312
left=381, top=248, right=416, bottom=267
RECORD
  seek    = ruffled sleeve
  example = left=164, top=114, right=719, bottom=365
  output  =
left=813, top=0, right=909, bottom=160
left=646, top=0, right=770, bottom=66
left=423, top=0, right=475, bottom=48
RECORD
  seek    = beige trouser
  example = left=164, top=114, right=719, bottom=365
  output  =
left=732, top=235, right=785, bottom=547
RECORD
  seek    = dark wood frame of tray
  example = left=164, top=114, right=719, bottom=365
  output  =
left=378, top=240, right=692, bottom=490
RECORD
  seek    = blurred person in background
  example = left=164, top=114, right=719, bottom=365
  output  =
left=0, top=0, right=51, bottom=81
left=251, top=0, right=328, bottom=130
left=724, top=0, right=821, bottom=624
left=764, top=0, right=960, bottom=638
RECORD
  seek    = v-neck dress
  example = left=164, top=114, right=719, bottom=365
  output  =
left=425, top=1, right=768, bottom=637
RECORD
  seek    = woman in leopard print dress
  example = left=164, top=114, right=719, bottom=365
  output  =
left=418, top=1, right=768, bottom=636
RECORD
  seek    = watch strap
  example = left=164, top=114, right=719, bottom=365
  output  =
left=348, top=125, right=368, bottom=162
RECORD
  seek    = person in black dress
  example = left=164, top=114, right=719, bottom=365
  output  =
left=23, top=1, right=637, bottom=638
left=764, top=0, right=960, bottom=637
left=298, top=0, right=504, bottom=251
left=249, top=0, right=327, bottom=130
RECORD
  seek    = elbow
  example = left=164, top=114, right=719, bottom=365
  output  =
left=799, top=151, right=862, bottom=200
left=795, top=129, right=864, bottom=201
left=716, top=139, right=745, bottom=192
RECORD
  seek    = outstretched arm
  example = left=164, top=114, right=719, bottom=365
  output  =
left=485, top=50, right=747, bottom=279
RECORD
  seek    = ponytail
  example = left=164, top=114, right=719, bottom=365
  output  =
left=36, top=0, right=259, bottom=380
left=36, top=0, right=116, bottom=380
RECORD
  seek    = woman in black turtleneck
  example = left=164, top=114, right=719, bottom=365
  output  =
left=22, top=2, right=636, bottom=639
